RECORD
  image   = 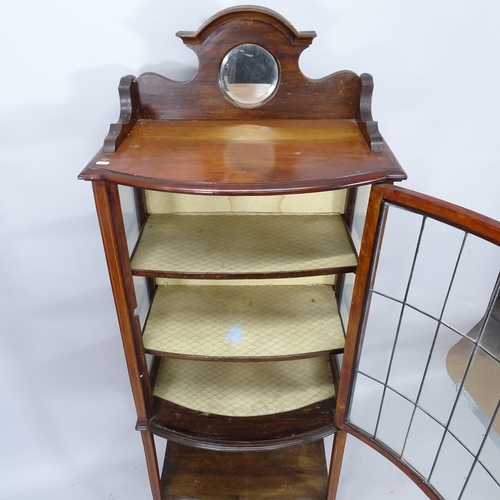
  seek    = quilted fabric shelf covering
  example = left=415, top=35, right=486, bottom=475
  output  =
left=143, top=285, right=344, bottom=358
left=131, top=213, right=357, bottom=276
left=153, top=357, right=335, bottom=416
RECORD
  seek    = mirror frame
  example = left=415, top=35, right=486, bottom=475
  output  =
left=219, top=43, right=280, bottom=108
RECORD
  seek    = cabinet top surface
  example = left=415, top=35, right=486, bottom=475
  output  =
left=79, top=119, right=405, bottom=194
left=78, top=7, right=406, bottom=194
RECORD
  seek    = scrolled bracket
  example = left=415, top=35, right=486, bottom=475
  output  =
left=103, top=75, right=139, bottom=153
left=356, top=73, right=383, bottom=152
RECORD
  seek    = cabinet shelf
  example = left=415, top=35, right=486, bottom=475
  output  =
left=160, top=440, right=328, bottom=499
left=131, top=213, right=357, bottom=279
left=143, top=285, right=345, bottom=360
left=153, top=357, right=335, bottom=417
left=140, top=357, right=336, bottom=450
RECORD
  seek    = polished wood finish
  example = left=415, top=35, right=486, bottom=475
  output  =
left=91, top=181, right=152, bottom=421
left=80, top=120, right=405, bottom=194
left=92, top=181, right=161, bottom=499
left=141, top=430, right=162, bottom=500
left=141, top=357, right=337, bottom=452
left=327, top=429, right=347, bottom=499
left=139, top=395, right=336, bottom=452
left=161, top=440, right=328, bottom=500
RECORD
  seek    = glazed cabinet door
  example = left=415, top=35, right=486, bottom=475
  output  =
left=334, top=184, right=500, bottom=499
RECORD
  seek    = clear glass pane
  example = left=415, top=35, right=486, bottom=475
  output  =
left=461, top=463, right=500, bottom=500
left=449, top=347, right=500, bottom=455
left=133, top=276, right=150, bottom=328
left=478, top=409, right=500, bottom=485
left=348, top=373, right=384, bottom=436
left=430, top=432, right=474, bottom=500
left=443, top=235, right=500, bottom=335
left=419, top=325, right=474, bottom=425
left=406, top=218, right=465, bottom=319
left=402, top=408, right=445, bottom=479
left=339, top=272, right=355, bottom=329
left=478, top=288, right=500, bottom=361
left=358, top=293, right=403, bottom=383
left=375, top=388, right=415, bottom=455
left=372, top=205, right=423, bottom=301
left=350, top=184, right=371, bottom=253
left=388, top=307, right=438, bottom=402
left=118, top=185, right=140, bottom=255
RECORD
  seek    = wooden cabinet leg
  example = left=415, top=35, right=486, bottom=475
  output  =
left=141, top=430, right=162, bottom=500
left=327, top=430, right=347, bottom=499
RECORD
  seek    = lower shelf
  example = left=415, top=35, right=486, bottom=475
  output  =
left=144, top=396, right=335, bottom=451
left=161, top=440, right=328, bottom=500
left=139, top=356, right=337, bottom=450
left=153, top=357, right=335, bottom=416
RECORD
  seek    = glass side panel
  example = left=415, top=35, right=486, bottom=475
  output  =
left=118, top=185, right=140, bottom=255
left=350, top=184, right=371, bottom=253
left=339, top=272, right=355, bottom=329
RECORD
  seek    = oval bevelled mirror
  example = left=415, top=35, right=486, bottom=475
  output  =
left=220, top=44, right=279, bottom=108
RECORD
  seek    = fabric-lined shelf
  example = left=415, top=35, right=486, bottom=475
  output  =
left=131, top=213, right=357, bottom=278
left=153, top=357, right=335, bottom=417
left=143, top=285, right=344, bottom=359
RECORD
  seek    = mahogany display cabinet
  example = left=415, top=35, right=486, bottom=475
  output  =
left=79, top=6, right=500, bottom=500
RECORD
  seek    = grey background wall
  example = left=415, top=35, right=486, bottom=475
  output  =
left=1, top=1, right=499, bottom=498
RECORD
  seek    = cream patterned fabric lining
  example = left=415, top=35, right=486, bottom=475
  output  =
left=131, top=214, right=357, bottom=274
left=145, top=190, right=347, bottom=214
left=154, top=357, right=335, bottom=416
left=143, top=285, right=344, bottom=357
